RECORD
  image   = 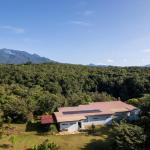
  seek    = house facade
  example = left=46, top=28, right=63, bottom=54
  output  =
left=54, top=101, right=140, bottom=132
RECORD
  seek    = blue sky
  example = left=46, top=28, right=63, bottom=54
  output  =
left=0, top=0, right=150, bottom=66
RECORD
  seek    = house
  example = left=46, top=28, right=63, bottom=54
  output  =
left=54, top=101, right=140, bottom=132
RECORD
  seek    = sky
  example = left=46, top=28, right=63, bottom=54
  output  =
left=0, top=0, right=150, bottom=66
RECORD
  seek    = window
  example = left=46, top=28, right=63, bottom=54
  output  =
left=70, top=122, right=75, bottom=125
left=93, top=118, right=99, bottom=120
left=61, top=123, right=68, bottom=126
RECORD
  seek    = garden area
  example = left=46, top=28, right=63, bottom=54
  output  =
left=0, top=124, right=112, bottom=150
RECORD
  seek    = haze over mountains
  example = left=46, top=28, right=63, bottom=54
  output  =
left=0, top=48, right=55, bottom=64
left=0, top=48, right=149, bottom=67
left=88, top=63, right=150, bottom=67
left=146, top=64, right=150, bottom=67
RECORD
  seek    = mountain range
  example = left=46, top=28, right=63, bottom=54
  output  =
left=0, top=48, right=149, bottom=67
left=0, top=48, right=55, bottom=64
left=145, top=64, right=150, bottom=67
left=89, top=63, right=150, bottom=68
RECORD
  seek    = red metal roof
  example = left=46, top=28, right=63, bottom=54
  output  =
left=41, top=115, right=54, bottom=124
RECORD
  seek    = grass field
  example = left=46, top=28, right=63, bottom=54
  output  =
left=0, top=124, right=112, bottom=150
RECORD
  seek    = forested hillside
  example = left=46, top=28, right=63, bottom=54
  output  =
left=0, top=63, right=149, bottom=122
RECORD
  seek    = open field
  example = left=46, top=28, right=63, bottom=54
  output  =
left=0, top=124, right=112, bottom=150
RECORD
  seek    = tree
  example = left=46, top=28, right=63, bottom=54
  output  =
left=0, top=111, right=4, bottom=139
left=2, top=95, right=28, bottom=122
left=90, top=92, right=115, bottom=102
left=111, top=122, right=146, bottom=150
left=0, top=64, right=149, bottom=122
left=37, top=93, right=63, bottom=114
left=33, top=139, right=60, bottom=150
left=138, top=94, right=150, bottom=149
left=127, top=98, right=140, bottom=107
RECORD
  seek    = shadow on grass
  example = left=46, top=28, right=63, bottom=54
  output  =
left=82, top=126, right=113, bottom=150
left=35, top=132, right=50, bottom=136
left=87, top=125, right=112, bottom=136
left=0, top=144, right=12, bottom=149
left=81, top=139, right=112, bottom=150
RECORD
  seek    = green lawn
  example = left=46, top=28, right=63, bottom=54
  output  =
left=0, top=124, right=112, bottom=150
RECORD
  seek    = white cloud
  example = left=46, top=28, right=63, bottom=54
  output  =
left=0, top=25, right=25, bottom=33
left=141, top=48, right=150, bottom=53
left=78, top=10, right=94, bottom=16
left=23, top=38, right=39, bottom=43
left=107, top=59, right=114, bottom=63
left=69, top=20, right=91, bottom=26
left=84, top=10, right=94, bottom=16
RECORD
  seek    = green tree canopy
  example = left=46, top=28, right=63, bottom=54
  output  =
left=111, top=122, right=146, bottom=150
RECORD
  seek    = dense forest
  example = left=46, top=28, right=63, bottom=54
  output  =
left=0, top=63, right=149, bottom=122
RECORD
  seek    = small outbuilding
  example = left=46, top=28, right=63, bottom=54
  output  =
left=41, top=115, right=54, bottom=124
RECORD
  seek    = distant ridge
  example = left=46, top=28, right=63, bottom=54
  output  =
left=88, top=63, right=108, bottom=67
left=89, top=63, right=150, bottom=68
left=145, top=64, right=150, bottom=67
left=0, top=48, right=55, bottom=64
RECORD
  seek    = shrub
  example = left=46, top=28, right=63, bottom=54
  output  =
left=49, top=124, right=58, bottom=134
left=91, top=124, right=96, bottom=134
left=26, top=120, right=41, bottom=131
left=9, top=135, right=16, bottom=147
left=88, top=124, right=96, bottom=135
left=33, top=139, right=60, bottom=150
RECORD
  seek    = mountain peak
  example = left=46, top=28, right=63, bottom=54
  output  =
left=0, top=48, right=55, bottom=64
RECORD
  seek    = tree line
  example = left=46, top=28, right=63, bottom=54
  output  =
left=0, top=63, right=149, bottom=122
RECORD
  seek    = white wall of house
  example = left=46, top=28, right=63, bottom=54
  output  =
left=59, top=121, right=78, bottom=132
left=81, top=115, right=113, bottom=129
left=59, top=115, right=113, bottom=132
left=58, top=109, right=140, bottom=132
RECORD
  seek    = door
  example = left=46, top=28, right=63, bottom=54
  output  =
left=78, top=121, right=82, bottom=129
